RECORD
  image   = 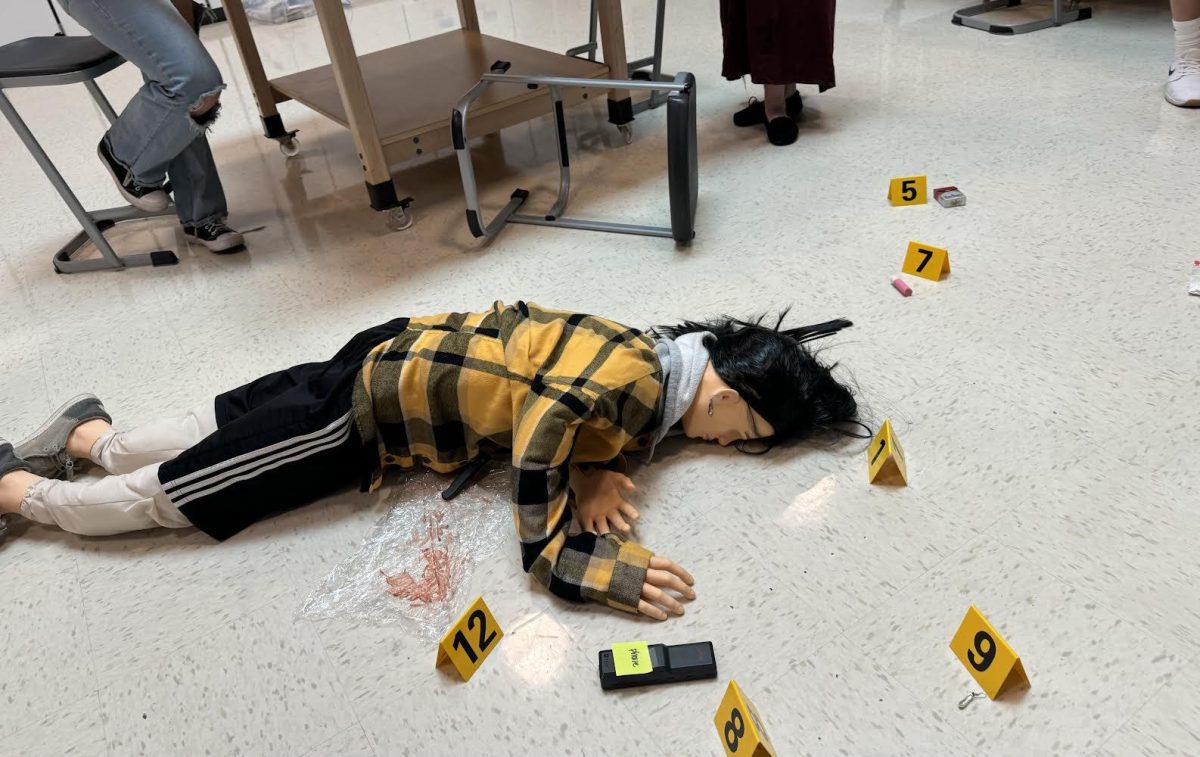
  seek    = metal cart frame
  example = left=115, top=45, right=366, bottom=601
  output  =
left=454, top=66, right=697, bottom=244
left=952, top=0, right=1091, bottom=35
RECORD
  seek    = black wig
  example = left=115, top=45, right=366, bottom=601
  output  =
left=652, top=312, right=864, bottom=446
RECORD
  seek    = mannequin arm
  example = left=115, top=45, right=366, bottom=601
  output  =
left=511, top=388, right=651, bottom=612
left=570, top=464, right=639, bottom=535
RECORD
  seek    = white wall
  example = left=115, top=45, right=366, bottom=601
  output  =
left=3, top=1, right=86, bottom=44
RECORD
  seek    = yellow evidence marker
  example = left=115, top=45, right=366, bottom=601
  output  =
left=888, top=175, right=928, bottom=206
left=949, top=605, right=1030, bottom=700
left=714, top=680, right=775, bottom=757
left=436, top=595, right=503, bottom=681
left=902, top=241, right=951, bottom=282
left=867, top=418, right=908, bottom=485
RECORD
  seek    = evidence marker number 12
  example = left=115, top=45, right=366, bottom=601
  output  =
left=436, top=595, right=503, bottom=681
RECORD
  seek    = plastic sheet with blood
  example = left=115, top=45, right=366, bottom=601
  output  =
left=298, top=468, right=509, bottom=640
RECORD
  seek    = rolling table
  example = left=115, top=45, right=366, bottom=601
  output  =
left=223, top=0, right=641, bottom=230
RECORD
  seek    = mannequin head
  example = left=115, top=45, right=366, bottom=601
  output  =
left=656, top=313, right=861, bottom=449
left=679, top=364, right=775, bottom=446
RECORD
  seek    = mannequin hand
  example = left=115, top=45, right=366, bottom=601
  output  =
left=637, top=556, right=696, bottom=620
left=571, top=466, right=640, bottom=535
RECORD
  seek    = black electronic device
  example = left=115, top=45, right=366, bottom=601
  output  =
left=598, top=642, right=717, bottom=690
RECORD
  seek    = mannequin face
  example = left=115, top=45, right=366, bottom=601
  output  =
left=681, top=363, right=775, bottom=446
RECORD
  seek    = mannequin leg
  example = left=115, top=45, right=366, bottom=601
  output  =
left=86, top=402, right=218, bottom=474
left=0, top=464, right=190, bottom=535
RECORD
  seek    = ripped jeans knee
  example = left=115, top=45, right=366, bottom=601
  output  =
left=187, top=85, right=225, bottom=132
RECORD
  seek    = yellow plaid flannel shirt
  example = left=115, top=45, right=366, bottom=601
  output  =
left=351, top=302, right=663, bottom=612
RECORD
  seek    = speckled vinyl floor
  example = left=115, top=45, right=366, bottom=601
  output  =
left=1, top=0, right=1197, bottom=755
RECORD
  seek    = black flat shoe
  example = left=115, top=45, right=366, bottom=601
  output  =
left=733, top=98, right=766, bottom=127
left=766, top=116, right=799, bottom=146
left=785, top=91, right=803, bottom=120
left=732, top=92, right=803, bottom=127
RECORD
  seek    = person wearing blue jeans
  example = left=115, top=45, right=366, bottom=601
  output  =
left=59, top=0, right=244, bottom=252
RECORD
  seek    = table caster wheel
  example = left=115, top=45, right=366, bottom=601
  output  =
left=279, top=136, right=300, bottom=157
left=386, top=205, right=414, bottom=231
left=618, top=124, right=633, bottom=144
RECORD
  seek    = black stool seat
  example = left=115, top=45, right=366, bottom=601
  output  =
left=0, top=36, right=119, bottom=80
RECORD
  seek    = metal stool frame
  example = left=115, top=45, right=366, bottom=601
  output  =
left=0, top=43, right=176, bottom=274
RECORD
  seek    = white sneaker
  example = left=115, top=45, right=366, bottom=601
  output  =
left=1165, top=57, right=1200, bottom=107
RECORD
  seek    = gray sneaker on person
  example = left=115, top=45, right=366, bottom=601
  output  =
left=15, top=395, right=112, bottom=481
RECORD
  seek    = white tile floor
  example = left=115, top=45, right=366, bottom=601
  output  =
left=1, top=0, right=1198, bottom=754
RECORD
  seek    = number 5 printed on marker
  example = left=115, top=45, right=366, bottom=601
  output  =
left=889, top=175, right=927, bottom=206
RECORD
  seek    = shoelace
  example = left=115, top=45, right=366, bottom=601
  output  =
left=30, top=447, right=77, bottom=481
left=122, top=170, right=163, bottom=195
left=200, top=222, right=232, bottom=237
left=1173, top=58, right=1200, bottom=76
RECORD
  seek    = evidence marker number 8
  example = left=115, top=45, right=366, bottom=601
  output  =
left=724, top=707, right=746, bottom=752
left=714, top=681, right=775, bottom=756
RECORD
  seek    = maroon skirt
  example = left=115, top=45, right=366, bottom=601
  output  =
left=720, top=0, right=837, bottom=90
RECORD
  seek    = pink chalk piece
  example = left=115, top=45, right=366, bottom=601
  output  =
left=891, top=276, right=913, bottom=297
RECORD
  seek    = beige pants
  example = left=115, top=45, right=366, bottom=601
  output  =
left=19, top=402, right=218, bottom=535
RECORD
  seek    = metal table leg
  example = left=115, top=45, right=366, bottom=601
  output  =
left=571, top=0, right=670, bottom=114
left=597, top=0, right=634, bottom=138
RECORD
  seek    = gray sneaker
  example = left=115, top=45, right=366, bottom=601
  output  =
left=0, top=439, right=32, bottom=480
left=15, top=395, right=112, bottom=481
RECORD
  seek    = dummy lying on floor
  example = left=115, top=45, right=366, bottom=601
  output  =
left=0, top=302, right=864, bottom=621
